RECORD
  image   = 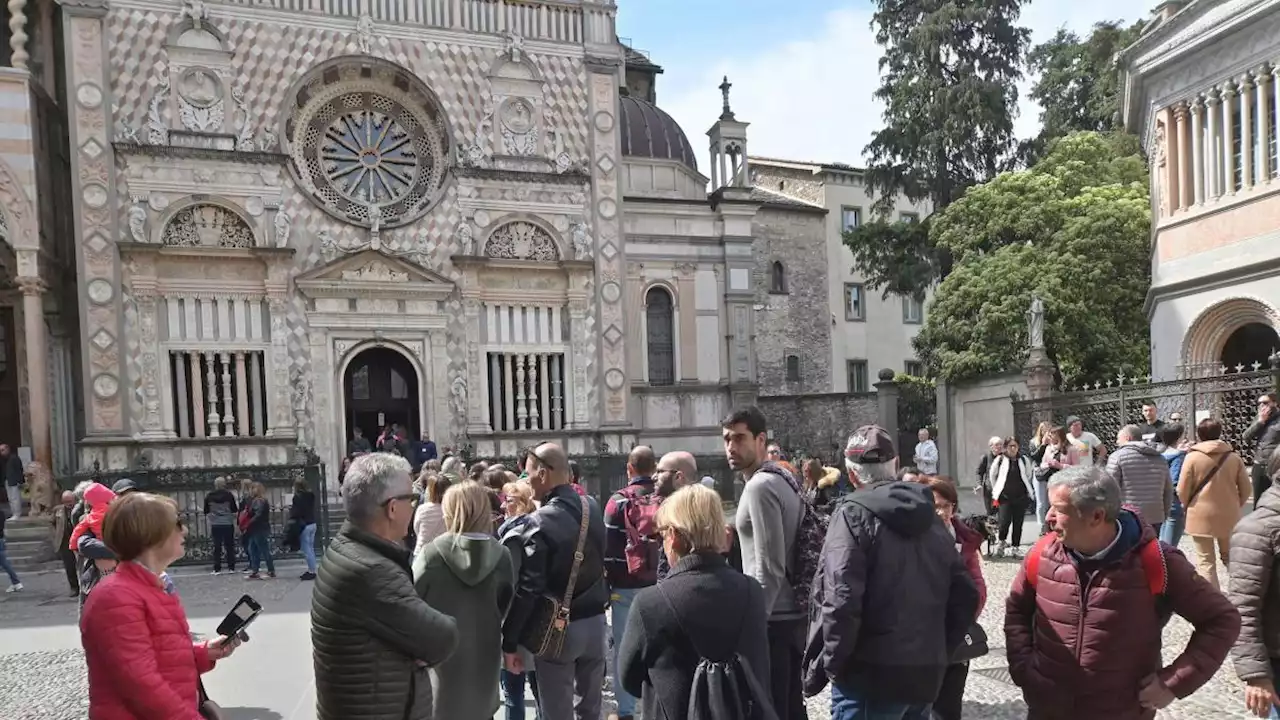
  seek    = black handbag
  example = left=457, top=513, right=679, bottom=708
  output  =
left=519, top=495, right=591, bottom=658
left=952, top=621, right=989, bottom=663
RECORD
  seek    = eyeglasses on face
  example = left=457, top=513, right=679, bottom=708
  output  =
left=381, top=493, right=418, bottom=507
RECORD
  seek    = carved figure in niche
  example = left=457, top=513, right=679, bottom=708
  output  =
left=455, top=222, right=474, bottom=255
left=318, top=228, right=336, bottom=257
left=232, top=84, right=254, bottom=152
left=1027, top=293, right=1045, bottom=350
left=356, top=14, right=375, bottom=54
left=128, top=199, right=148, bottom=243
left=180, top=69, right=220, bottom=107
left=450, top=376, right=467, bottom=420
left=258, top=129, right=278, bottom=152
left=368, top=203, right=383, bottom=235
left=503, top=31, right=525, bottom=63
left=500, top=99, right=537, bottom=156
left=23, top=461, right=55, bottom=518
left=274, top=211, right=291, bottom=248
left=1155, top=121, right=1167, bottom=168
left=571, top=222, right=590, bottom=260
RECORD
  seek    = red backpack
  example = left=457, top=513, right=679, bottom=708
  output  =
left=1025, top=533, right=1167, bottom=596
left=618, top=485, right=663, bottom=585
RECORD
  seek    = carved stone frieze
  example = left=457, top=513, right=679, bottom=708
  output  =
left=483, top=220, right=560, bottom=261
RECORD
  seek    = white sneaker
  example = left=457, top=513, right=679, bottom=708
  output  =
left=5, top=583, right=22, bottom=593
left=1008, top=546, right=1022, bottom=559
left=211, top=570, right=222, bottom=576
left=995, top=541, right=1007, bottom=558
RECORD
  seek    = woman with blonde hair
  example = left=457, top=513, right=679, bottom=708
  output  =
left=414, top=482, right=515, bottom=719
left=81, top=492, right=241, bottom=716
left=618, top=484, right=771, bottom=720
left=413, top=473, right=450, bottom=557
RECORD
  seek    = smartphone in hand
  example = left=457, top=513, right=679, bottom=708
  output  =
left=216, top=595, right=262, bottom=639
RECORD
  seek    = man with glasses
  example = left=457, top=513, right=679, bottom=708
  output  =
left=312, top=452, right=459, bottom=720
left=1245, top=394, right=1280, bottom=508
left=503, top=442, right=609, bottom=720
left=653, top=451, right=698, bottom=582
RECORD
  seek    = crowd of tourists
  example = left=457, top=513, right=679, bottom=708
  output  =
left=42, top=388, right=1280, bottom=720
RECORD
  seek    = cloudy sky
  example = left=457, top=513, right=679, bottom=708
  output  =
left=616, top=0, right=1154, bottom=167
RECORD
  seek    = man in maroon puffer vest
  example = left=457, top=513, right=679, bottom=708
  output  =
left=1005, top=465, right=1240, bottom=719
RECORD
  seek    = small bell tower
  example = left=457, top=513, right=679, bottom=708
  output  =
left=707, top=76, right=750, bottom=190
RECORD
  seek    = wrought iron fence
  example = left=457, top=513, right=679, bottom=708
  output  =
left=57, top=461, right=328, bottom=566
left=1012, top=368, right=1279, bottom=459
left=465, top=452, right=742, bottom=503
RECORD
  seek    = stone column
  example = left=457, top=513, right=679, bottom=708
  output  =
left=1258, top=68, right=1273, bottom=182
left=1241, top=74, right=1254, bottom=190
left=265, top=297, right=293, bottom=437
left=1191, top=97, right=1205, bottom=204
left=1222, top=83, right=1236, bottom=194
left=462, top=297, right=489, bottom=435
left=1207, top=90, right=1221, bottom=199
left=874, top=369, right=899, bottom=443
left=567, top=296, right=591, bottom=430
left=1175, top=102, right=1191, bottom=210
left=134, top=290, right=167, bottom=439
left=8, top=0, right=28, bottom=70
left=17, top=276, right=50, bottom=465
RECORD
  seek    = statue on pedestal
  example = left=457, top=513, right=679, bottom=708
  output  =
left=1027, top=293, right=1045, bottom=350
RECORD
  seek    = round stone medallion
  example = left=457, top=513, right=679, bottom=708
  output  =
left=92, top=374, right=120, bottom=399
left=600, top=281, right=621, bottom=304
left=82, top=184, right=108, bottom=209
left=86, top=279, right=114, bottom=305
left=604, top=368, right=626, bottom=391
left=594, top=111, right=614, bottom=133
left=245, top=196, right=265, bottom=217
left=148, top=192, right=170, bottom=211
left=473, top=210, right=491, bottom=228
left=597, top=198, right=617, bottom=220
left=76, top=83, right=103, bottom=109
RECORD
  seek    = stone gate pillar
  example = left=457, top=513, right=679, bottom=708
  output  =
left=874, top=368, right=900, bottom=443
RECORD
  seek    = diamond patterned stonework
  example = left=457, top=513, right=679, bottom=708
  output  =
left=91, top=329, right=114, bottom=351
left=603, top=324, right=623, bottom=346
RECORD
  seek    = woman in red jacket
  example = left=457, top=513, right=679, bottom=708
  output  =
left=81, top=492, right=240, bottom=719
left=921, top=475, right=986, bottom=720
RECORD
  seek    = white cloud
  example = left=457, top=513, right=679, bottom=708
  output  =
left=657, top=1, right=1154, bottom=167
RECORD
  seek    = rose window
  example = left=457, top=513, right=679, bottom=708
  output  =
left=283, top=60, right=450, bottom=229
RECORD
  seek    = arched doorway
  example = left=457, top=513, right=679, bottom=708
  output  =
left=343, top=347, right=421, bottom=451
left=1221, top=322, right=1280, bottom=371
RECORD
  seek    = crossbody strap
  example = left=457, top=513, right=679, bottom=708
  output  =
left=560, top=495, right=591, bottom=610
left=1185, top=450, right=1232, bottom=507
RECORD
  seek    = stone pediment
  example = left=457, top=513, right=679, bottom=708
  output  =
left=295, top=250, right=454, bottom=300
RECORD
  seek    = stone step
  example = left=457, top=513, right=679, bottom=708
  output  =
left=8, top=557, right=62, bottom=573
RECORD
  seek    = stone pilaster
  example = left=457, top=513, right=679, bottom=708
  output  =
left=568, top=295, right=591, bottom=429
left=463, top=297, right=488, bottom=436
left=874, top=368, right=900, bottom=442
left=586, top=53, right=627, bottom=426
left=428, top=331, right=450, bottom=444
left=64, top=2, right=126, bottom=437
left=16, top=274, right=50, bottom=465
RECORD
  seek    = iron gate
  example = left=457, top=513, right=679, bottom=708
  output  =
left=58, top=461, right=329, bottom=565
left=1012, top=368, right=1278, bottom=459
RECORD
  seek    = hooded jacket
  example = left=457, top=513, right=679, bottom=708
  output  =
left=1179, top=440, right=1250, bottom=539
left=413, top=532, right=514, bottom=720
left=802, top=481, right=979, bottom=704
left=1106, top=442, right=1173, bottom=525
left=1005, top=508, right=1239, bottom=719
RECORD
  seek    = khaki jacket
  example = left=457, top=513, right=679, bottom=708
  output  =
left=1179, top=440, right=1251, bottom=539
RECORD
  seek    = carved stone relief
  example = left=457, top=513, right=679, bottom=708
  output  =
left=589, top=70, right=625, bottom=423
left=176, top=68, right=226, bottom=133
left=484, top=221, right=560, bottom=261
left=340, top=262, right=408, bottom=282
left=162, top=205, right=255, bottom=248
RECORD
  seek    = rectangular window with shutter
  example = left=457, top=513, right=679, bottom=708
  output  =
left=847, top=359, right=868, bottom=393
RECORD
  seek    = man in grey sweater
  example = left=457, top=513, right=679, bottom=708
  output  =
left=1106, top=424, right=1173, bottom=532
left=725, top=406, right=807, bottom=720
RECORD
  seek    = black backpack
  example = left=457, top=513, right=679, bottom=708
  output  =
left=658, top=585, right=779, bottom=720
left=759, top=461, right=828, bottom=617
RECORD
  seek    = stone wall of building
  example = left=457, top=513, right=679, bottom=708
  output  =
left=753, top=207, right=832, bottom=394
left=749, top=165, right=824, bottom=205
left=758, top=392, right=878, bottom=462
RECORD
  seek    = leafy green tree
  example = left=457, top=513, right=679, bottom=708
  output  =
left=895, top=373, right=937, bottom=436
left=913, top=132, right=1150, bottom=385
left=845, top=0, right=1032, bottom=298
left=1017, top=20, right=1145, bottom=165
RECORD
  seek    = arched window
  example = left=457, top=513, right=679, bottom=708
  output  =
left=770, top=261, right=787, bottom=294
left=646, top=287, right=675, bottom=386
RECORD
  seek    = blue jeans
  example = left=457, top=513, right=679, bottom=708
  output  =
left=247, top=532, right=275, bottom=574
left=831, top=683, right=932, bottom=720
left=1034, top=480, right=1050, bottom=527
left=501, top=668, right=539, bottom=720
left=0, top=538, right=19, bottom=585
left=610, top=588, right=639, bottom=717
left=1160, top=505, right=1185, bottom=547
left=300, top=523, right=317, bottom=572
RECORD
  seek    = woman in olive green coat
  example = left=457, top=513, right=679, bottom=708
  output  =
left=413, top=481, right=515, bottom=720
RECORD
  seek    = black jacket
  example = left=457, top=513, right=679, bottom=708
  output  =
left=312, top=522, right=458, bottom=720
left=1245, top=410, right=1280, bottom=465
left=247, top=497, right=271, bottom=534
left=290, top=490, right=317, bottom=526
left=502, top=483, right=608, bottom=653
left=619, top=552, right=770, bottom=720
left=803, top=481, right=979, bottom=704
left=3, top=453, right=22, bottom=487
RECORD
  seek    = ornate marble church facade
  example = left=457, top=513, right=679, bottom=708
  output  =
left=0, top=0, right=828, bottom=485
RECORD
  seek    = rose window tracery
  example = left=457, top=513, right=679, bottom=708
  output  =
left=484, top=221, right=560, bottom=262
left=284, top=61, right=450, bottom=229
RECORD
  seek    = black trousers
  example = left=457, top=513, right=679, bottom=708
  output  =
left=212, top=526, right=237, bottom=572
left=997, top=499, right=1029, bottom=546
left=1254, top=463, right=1272, bottom=509
left=933, top=662, right=969, bottom=720
left=766, top=618, right=809, bottom=720
left=59, top=550, right=79, bottom=594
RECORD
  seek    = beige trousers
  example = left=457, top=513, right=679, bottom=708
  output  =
left=1190, top=534, right=1230, bottom=590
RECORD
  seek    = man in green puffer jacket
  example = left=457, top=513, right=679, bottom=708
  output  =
left=312, top=453, right=459, bottom=720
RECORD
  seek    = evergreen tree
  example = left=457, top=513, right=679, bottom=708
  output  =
left=845, top=0, right=1031, bottom=299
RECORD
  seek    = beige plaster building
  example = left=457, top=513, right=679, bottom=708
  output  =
left=0, top=0, right=826, bottom=482
left=750, top=158, right=932, bottom=391
left=1121, top=0, right=1280, bottom=379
